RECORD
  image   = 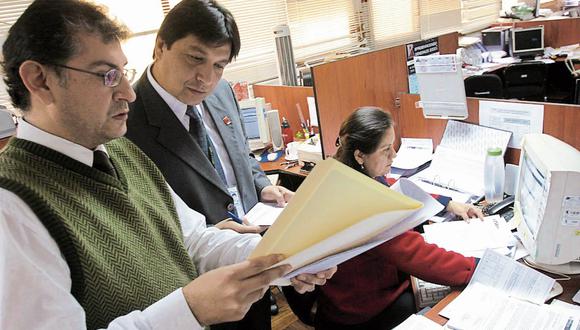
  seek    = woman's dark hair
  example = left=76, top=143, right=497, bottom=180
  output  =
left=157, top=0, right=240, bottom=62
left=335, top=107, right=394, bottom=175
left=2, top=0, right=129, bottom=111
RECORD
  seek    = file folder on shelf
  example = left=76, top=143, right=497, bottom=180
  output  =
left=250, top=158, right=424, bottom=281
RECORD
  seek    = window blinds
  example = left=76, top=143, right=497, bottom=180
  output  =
left=461, top=0, right=501, bottom=34
left=1, top=0, right=504, bottom=85
left=419, top=0, right=462, bottom=39
left=216, top=0, right=287, bottom=83
left=366, top=0, right=421, bottom=50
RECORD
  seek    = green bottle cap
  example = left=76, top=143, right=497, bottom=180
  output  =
left=487, top=147, right=502, bottom=156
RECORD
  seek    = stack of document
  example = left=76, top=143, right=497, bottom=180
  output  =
left=250, top=159, right=445, bottom=285
left=440, top=249, right=579, bottom=330
left=423, top=215, right=521, bottom=259
left=390, top=138, right=433, bottom=179
left=410, top=121, right=511, bottom=202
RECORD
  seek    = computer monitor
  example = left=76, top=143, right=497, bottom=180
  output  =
left=238, top=98, right=270, bottom=150
left=514, top=134, right=580, bottom=274
left=481, top=26, right=510, bottom=53
left=510, top=26, right=544, bottom=60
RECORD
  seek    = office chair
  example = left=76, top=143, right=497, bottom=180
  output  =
left=464, top=74, right=503, bottom=98
left=502, top=62, right=547, bottom=101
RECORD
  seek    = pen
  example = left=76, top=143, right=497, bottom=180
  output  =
left=227, top=211, right=243, bottom=224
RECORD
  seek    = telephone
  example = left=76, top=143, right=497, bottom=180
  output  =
left=484, top=195, right=515, bottom=216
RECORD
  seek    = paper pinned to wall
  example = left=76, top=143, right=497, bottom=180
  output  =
left=478, top=100, right=544, bottom=149
left=306, top=96, right=318, bottom=126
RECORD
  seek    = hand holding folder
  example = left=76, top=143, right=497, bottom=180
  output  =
left=250, top=159, right=443, bottom=285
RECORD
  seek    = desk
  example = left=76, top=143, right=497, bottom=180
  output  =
left=424, top=274, right=580, bottom=326
left=260, top=157, right=307, bottom=191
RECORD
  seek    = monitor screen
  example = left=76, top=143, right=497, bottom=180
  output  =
left=240, top=107, right=261, bottom=139
left=511, top=27, right=544, bottom=58
left=518, top=151, right=545, bottom=238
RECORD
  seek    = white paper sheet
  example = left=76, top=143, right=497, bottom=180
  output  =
left=306, top=96, right=318, bottom=126
left=423, top=215, right=515, bottom=257
left=479, top=100, right=544, bottom=149
left=245, top=202, right=285, bottom=226
left=392, top=138, right=433, bottom=170
left=392, top=314, right=443, bottom=330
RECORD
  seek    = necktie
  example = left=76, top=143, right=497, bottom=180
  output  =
left=186, top=106, right=227, bottom=185
left=186, top=106, right=208, bottom=156
left=93, top=150, right=118, bottom=178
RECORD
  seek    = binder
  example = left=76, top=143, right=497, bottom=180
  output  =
left=250, top=158, right=423, bottom=275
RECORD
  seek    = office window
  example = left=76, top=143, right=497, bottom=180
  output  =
left=461, top=0, right=501, bottom=34
left=419, top=0, right=462, bottom=39
left=0, top=0, right=34, bottom=111
left=95, top=0, right=164, bottom=76
left=285, top=0, right=361, bottom=62
left=366, top=0, right=421, bottom=50
left=213, top=0, right=287, bottom=83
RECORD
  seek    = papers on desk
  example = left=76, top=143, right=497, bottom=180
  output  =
left=410, top=121, right=511, bottom=199
left=245, top=202, right=285, bottom=226
left=391, top=138, right=433, bottom=179
left=423, top=215, right=516, bottom=258
left=440, top=249, right=579, bottom=330
left=393, top=314, right=443, bottom=330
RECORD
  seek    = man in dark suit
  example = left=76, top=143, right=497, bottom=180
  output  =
left=126, top=0, right=293, bottom=328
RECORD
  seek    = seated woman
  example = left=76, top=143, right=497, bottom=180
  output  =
left=315, top=107, right=483, bottom=330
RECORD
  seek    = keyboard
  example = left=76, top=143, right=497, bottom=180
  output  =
left=411, top=276, right=451, bottom=310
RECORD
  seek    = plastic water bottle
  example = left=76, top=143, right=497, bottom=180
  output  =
left=484, top=147, right=505, bottom=203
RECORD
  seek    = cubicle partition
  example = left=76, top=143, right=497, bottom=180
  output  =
left=252, top=84, right=314, bottom=135
left=399, top=94, right=580, bottom=165
left=311, top=18, right=579, bottom=159
left=311, top=32, right=459, bottom=157
left=492, top=17, right=580, bottom=48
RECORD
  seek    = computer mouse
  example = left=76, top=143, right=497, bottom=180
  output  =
left=267, top=153, right=278, bottom=161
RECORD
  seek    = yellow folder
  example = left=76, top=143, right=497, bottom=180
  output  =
left=250, top=158, right=422, bottom=269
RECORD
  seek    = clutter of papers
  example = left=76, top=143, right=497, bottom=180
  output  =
left=410, top=121, right=511, bottom=200
left=440, top=249, right=579, bottom=330
left=390, top=138, right=433, bottom=179
left=422, top=215, right=527, bottom=259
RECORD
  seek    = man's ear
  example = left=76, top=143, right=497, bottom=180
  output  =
left=153, top=37, right=166, bottom=60
left=354, top=149, right=365, bottom=166
left=19, top=60, right=54, bottom=106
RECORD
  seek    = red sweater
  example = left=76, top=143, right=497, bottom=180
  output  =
left=317, top=230, right=476, bottom=324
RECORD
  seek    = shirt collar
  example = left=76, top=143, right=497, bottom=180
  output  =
left=16, top=119, right=106, bottom=167
left=147, top=64, right=191, bottom=120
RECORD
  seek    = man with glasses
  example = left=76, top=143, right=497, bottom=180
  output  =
left=0, top=1, right=334, bottom=329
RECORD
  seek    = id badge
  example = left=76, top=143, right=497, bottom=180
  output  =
left=227, top=186, right=245, bottom=217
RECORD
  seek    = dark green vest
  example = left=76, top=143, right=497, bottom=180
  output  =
left=0, top=137, right=197, bottom=329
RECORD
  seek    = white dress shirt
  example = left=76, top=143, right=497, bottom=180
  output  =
left=146, top=66, right=238, bottom=189
left=0, top=120, right=261, bottom=330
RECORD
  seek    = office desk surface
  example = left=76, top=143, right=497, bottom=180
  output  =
left=424, top=274, right=580, bottom=325
left=259, top=157, right=307, bottom=177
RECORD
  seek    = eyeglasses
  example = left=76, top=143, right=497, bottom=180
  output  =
left=50, top=63, right=136, bottom=87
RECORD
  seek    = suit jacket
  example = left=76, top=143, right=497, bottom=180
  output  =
left=126, top=73, right=271, bottom=225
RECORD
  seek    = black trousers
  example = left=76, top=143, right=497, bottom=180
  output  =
left=211, top=289, right=271, bottom=330
left=314, top=290, right=416, bottom=330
